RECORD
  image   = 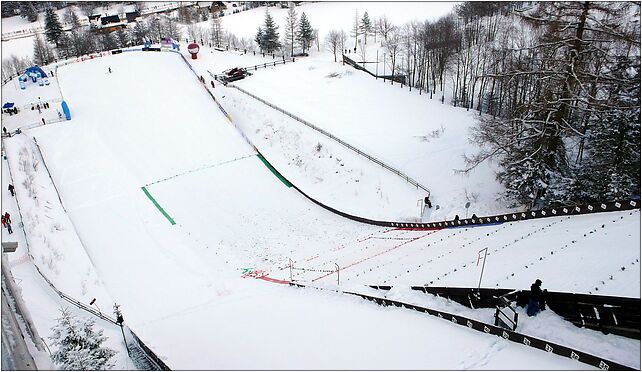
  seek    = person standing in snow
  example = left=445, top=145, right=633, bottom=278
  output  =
left=6, top=221, right=12, bottom=234
left=108, top=67, right=112, bottom=73
left=1, top=215, right=6, bottom=228
left=527, top=279, right=544, bottom=316
left=2, top=127, right=7, bottom=136
left=4, top=212, right=10, bottom=224
left=8, top=184, right=15, bottom=196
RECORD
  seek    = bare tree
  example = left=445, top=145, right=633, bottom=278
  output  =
left=383, top=27, right=401, bottom=81
left=376, top=15, right=394, bottom=41
left=325, top=29, right=343, bottom=62
left=349, top=9, right=359, bottom=51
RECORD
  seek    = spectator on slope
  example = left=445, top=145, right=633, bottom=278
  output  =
left=4, top=212, right=10, bottom=224
left=2, top=127, right=7, bottom=136
left=471, top=214, right=478, bottom=220
left=454, top=214, right=459, bottom=221
left=8, top=184, right=15, bottom=196
left=6, top=221, right=12, bottom=234
left=1, top=215, right=6, bottom=228
left=108, top=67, right=112, bottom=73
left=41, top=118, right=45, bottom=125
left=527, top=279, right=545, bottom=316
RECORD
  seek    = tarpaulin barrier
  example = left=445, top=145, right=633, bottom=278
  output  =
left=369, top=285, right=641, bottom=339
left=292, top=283, right=635, bottom=370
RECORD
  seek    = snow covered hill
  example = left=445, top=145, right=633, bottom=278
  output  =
left=0, top=49, right=637, bottom=369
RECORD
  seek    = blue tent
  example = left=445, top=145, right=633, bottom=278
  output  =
left=2, top=102, right=14, bottom=109
left=25, top=66, right=47, bottom=78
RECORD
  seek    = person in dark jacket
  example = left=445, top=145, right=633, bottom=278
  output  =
left=6, top=221, right=12, bottom=234
left=454, top=214, right=459, bottom=221
left=8, top=184, right=15, bottom=196
left=527, top=279, right=544, bottom=316
left=4, top=212, right=10, bottom=224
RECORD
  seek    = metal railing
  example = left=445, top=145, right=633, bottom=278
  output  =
left=227, top=84, right=431, bottom=196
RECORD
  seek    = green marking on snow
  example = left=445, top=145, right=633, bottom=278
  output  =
left=256, top=154, right=292, bottom=188
left=141, top=186, right=176, bottom=225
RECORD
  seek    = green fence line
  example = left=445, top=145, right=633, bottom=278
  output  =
left=141, top=186, right=176, bottom=225
left=256, top=154, right=292, bottom=187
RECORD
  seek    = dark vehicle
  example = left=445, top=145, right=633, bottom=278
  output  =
left=225, top=67, right=247, bottom=82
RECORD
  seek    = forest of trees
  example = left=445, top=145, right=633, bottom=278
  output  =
left=2, top=1, right=639, bottom=210
left=334, top=2, right=640, bottom=209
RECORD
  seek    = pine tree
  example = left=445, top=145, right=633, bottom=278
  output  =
left=49, top=309, right=116, bottom=371
left=573, top=56, right=641, bottom=202
left=255, top=27, right=264, bottom=51
left=296, top=12, right=313, bottom=54
left=19, top=2, right=38, bottom=22
left=1, top=2, right=20, bottom=18
left=261, top=9, right=280, bottom=53
left=359, top=11, right=372, bottom=44
left=44, top=7, right=64, bottom=48
left=284, top=4, right=297, bottom=56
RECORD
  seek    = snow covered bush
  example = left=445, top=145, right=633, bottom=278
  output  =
left=49, top=308, right=116, bottom=370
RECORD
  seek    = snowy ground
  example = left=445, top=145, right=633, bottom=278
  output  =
left=215, top=53, right=505, bottom=220
left=0, top=49, right=638, bottom=370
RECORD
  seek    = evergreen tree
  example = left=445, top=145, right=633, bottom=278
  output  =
left=359, top=11, right=372, bottom=44
left=254, top=27, right=264, bottom=51
left=19, top=2, right=38, bottom=22
left=44, top=7, right=64, bottom=47
left=283, top=4, right=297, bottom=56
left=296, top=12, right=313, bottom=54
left=261, top=9, right=280, bottom=53
left=573, top=56, right=641, bottom=202
left=1, top=2, right=20, bottom=18
left=49, top=309, right=116, bottom=371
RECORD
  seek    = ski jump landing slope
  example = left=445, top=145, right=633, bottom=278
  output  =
left=28, top=51, right=628, bottom=369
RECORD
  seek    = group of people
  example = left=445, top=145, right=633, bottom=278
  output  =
left=1, top=211, right=12, bottom=234
left=32, top=102, right=51, bottom=113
